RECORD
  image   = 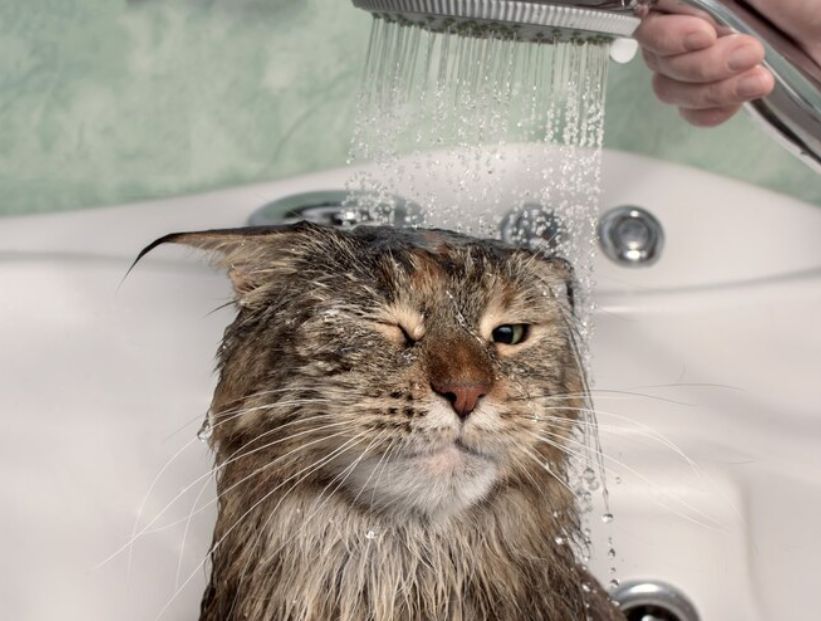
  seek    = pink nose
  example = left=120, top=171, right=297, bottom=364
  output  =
left=431, top=381, right=489, bottom=419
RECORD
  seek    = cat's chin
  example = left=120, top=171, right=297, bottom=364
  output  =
left=343, top=441, right=499, bottom=521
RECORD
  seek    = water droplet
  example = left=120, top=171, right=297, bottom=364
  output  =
left=365, top=529, right=377, bottom=540
left=554, top=536, right=565, bottom=545
left=582, top=467, right=596, bottom=483
left=608, top=579, right=620, bottom=590
left=197, top=416, right=213, bottom=442
left=608, top=547, right=616, bottom=559
left=602, top=512, right=614, bottom=523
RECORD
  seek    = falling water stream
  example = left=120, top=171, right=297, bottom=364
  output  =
left=347, top=17, right=609, bottom=329
left=346, top=15, right=618, bottom=585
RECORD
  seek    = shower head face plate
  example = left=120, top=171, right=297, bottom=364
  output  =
left=352, top=0, right=644, bottom=42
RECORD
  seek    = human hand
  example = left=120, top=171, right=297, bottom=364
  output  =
left=635, top=12, right=775, bottom=127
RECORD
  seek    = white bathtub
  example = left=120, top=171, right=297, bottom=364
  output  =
left=2, top=150, right=819, bottom=620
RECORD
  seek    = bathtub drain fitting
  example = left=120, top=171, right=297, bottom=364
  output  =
left=611, top=580, right=700, bottom=621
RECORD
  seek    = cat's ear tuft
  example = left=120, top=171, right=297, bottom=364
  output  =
left=131, top=223, right=319, bottom=301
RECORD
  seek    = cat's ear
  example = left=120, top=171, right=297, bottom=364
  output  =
left=520, top=252, right=576, bottom=312
left=131, top=224, right=313, bottom=300
left=543, top=256, right=576, bottom=312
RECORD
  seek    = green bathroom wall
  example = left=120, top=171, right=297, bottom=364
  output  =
left=0, top=0, right=818, bottom=217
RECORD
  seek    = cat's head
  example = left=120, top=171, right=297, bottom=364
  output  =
left=144, top=222, right=584, bottom=522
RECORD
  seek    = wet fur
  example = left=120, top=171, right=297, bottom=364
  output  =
left=146, top=223, right=623, bottom=620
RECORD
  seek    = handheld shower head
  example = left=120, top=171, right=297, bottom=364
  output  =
left=351, top=0, right=653, bottom=42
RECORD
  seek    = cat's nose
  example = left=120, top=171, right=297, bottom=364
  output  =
left=431, top=381, right=489, bottom=419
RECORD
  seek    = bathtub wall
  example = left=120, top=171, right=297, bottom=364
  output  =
left=1, top=0, right=817, bottom=216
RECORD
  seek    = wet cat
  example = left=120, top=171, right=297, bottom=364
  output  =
left=142, top=222, right=623, bottom=621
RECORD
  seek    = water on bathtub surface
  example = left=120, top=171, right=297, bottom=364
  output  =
left=345, top=15, right=614, bottom=565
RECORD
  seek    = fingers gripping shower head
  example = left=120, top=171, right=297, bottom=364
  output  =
left=352, top=0, right=654, bottom=42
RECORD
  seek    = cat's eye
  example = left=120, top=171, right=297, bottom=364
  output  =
left=397, top=324, right=417, bottom=347
left=492, top=324, right=530, bottom=346
left=374, top=322, right=422, bottom=347
left=373, top=306, right=426, bottom=347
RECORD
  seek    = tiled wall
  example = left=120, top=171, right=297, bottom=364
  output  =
left=1, top=0, right=817, bottom=217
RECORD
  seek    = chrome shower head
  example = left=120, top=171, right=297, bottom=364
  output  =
left=351, top=0, right=652, bottom=42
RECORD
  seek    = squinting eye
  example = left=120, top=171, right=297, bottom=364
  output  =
left=398, top=325, right=417, bottom=347
left=492, top=324, right=530, bottom=345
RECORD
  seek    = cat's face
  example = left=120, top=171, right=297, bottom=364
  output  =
left=152, top=223, right=583, bottom=521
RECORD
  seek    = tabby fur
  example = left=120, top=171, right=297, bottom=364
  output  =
left=143, top=223, right=623, bottom=621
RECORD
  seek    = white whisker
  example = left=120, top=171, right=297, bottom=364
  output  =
left=529, top=429, right=724, bottom=530
left=98, top=417, right=346, bottom=568
left=156, top=433, right=367, bottom=621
